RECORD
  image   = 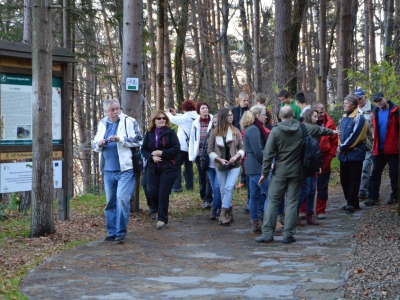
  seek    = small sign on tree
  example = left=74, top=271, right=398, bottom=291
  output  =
left=126, top=77, right=139, bottom=91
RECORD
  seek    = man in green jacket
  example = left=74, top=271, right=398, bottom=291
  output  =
left=255, top=106, right=338, bottom=244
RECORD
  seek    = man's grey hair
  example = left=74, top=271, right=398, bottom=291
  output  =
left=239, top=92, right=248, bottom=99
left=103, top=98, right=120, bottom=112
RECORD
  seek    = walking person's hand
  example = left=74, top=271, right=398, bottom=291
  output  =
left=258, top=176, right=266, bottom=186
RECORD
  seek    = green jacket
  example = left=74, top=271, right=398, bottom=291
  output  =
left=262, top=119, right=334, bottom=178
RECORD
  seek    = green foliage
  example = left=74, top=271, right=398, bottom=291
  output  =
left=347, top=61, right=400, bottom=104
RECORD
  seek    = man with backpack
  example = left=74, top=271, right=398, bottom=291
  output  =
left=255, top=106, right=338, bottom=244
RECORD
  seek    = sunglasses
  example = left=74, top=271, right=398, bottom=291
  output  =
left=374, top=98, right=382, bottom=103
left=155, top=117, right=166, bottom=120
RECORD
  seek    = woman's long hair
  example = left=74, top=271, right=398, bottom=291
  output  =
left=215, top=108, right=237, bottom=136
left=148, top=110, right=171, bottom=131
left=302, top=109, right=317, bottom=125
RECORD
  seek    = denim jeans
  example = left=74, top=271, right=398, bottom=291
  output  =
left=104, top=169, right=135, bottom=237
left=195, top=156, right=213, bottom=203
left=248, top=174, right=269, bottom=220
left=172, top=151, right=193, bottom=190
left=207, top=168, right=221, bottom=210
left=359, top=150, right=373, bottom=196
left=298, top=175, right=317, bottom=213
left=216, top=167, right=241, bottom=209
left=146, top=168, right=179, bottom=224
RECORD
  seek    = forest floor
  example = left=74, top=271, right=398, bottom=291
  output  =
left=9, top=179, right=398, bottom=299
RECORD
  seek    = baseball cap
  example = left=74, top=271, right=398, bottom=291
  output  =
left=354, top=89, right=365, bottom=98
left=344, top=94, right=359, bottom=105
left=373, top=92, right=384, bottom=102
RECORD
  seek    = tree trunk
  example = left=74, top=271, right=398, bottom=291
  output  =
left=273, top=0, right=291, bottom=103
left=23, top=0, right=32, bottom=43
left=147, top=0, right=157, bottom=106
left=288, top=0, right=308, bottom=95
left=221, top=0, right=234, bottom=107
left=384, top=0, right=395, bottom=60
left=319, top=0, right=327, bottom=104
left=31, top=0, right=55, bottom=237
left=364, top=0, right=370, bottom=78
left=253, top=0, right=261, bottom=93
left=156, top=0, right=165, bottom=110
left=121, top=0, right=143, bottom=212
left=164, top=8, right=173, bottom=108
left=239, top=0, right=253, bottom=92
left=369, top=0, right=377, bottom=64
left=337, top=0, right=352, bottom=103
left=172, top=0, right=189, bottom=107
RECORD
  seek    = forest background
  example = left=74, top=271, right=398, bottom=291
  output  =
left=0, top=0, right=399, bottom=202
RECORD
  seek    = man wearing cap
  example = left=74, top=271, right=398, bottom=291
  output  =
left=354, top=89, right=375, bottom=200
left=365, top=92, right=399, bottom=206
left=337, top=94, right=368, bottom=213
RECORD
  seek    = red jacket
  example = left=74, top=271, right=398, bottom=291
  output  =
left=371, top=101, right=399, bottom=155
left=318, top=113, right=338, bottom=158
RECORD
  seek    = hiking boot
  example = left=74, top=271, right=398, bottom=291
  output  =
left=218, top=208, right=231, bottom=225
left=216, top=208, right=221, bottom=217
left=364, top=199, right=380, bottom=206
left=250, top=219, right=262, bottom=234
left=358, top=193, right=367, bottom=200
left=255, top=235, right=274, bottom=243
left=299, top=212, right=306, bottom=220
left=156, top=221, right=165, bottom=229
left=282, top=236, right=296, bottom=244
left=104, top=235, right=116, bottom=241
left=317, top=214, right=326, bottom=220
left=278, top=214, right=285, bottom=225
left=228, top=206, right=234, bottom=223
left=306, top=213, right=319, bottom=225
left=210, top=208, right=217, bottom=220
left=114, top=236, right=126, bottom=244
left=297, top=214, right=304, bottom=226
left=387, top=198, right=398, bottom=205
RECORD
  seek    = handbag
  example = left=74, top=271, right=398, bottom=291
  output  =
left=124, top=117, right=144, bottom=173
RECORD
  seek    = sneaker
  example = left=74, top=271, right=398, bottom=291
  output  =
left=237, top=183, right=246, bottom=188
left=104, top=235, right=116, bottom=241
left=365, top=199, right=380, bottom=206
left=341, top=205, right=355, bottom=213
left=282, top=236, right=296, bottom=244
left=114, top=236, right=125, bottom=244
left=202, top=202, right=212, bottom=209
left=317, top=214, right=326, bottom=220
left=156, top=221, right=165, bottom=229
left=299, top=212, right=306, bottom=219
left=387, top=198, right=398, bottom=205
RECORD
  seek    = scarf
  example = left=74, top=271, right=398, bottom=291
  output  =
left=253, top=119, right=269, bottom=147
left=154, top=127, right=164, bottom=168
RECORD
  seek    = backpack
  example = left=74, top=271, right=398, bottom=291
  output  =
left=299, top=123, right=322, bottom=178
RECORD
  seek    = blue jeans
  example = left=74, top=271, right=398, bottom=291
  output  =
left=207, top=168, right=221, bottom=210
left=298, top=175, right=317, bottom=213
left=359, top=150, right=373, bottom=196
left=104, top=169, right=135, bottom=237
left=248, top=174, right=269, bottom=220
left=216, top=167, right=241, bottom=209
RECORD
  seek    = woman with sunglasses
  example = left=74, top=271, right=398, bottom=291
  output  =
left=207, top=108, right=245, bottom=225
left=141, top=110, right=181, bottom=229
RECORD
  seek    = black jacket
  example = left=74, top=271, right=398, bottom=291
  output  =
left=141, top=127, right=181, bottom=173
left=232, top=105, right=249, bottom=130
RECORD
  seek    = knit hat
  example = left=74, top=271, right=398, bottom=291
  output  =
left=354, top=89, right=365, bottom=98
left=344, top=94, right=359, bottom=105
left=373, top=92, right=384, bottom=102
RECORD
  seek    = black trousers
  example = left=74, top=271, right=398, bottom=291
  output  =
left=340, top=160, right=363, bottom=208
left=195, top=156, right=213, bottom=203
left=146, top=168, right=179, bottom=223
left=368, top=152, right=398, bottom=200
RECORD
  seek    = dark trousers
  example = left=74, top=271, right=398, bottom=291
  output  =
left=141, top=169, right=155, bottom=210
left=195, top=156, right=213, bottom=203
left=146, top=168, right=179, bottom=223
left=315, top=170, right=331, bottom=214
left=368, top=152, right=398, bottom=200
left=173, top=151, right=194, bottom=190
left=340, top=160, right=363, bottom=208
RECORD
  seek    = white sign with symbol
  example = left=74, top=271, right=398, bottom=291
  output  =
left=126, top=77, right=139, bottom=91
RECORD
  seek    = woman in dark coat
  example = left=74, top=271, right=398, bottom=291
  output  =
left=141, top=110, right=181, bottom=229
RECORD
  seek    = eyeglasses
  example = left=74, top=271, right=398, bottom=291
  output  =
left=155, top=117, right=166, bottom=120
left=227, top=114, right=233, bottom=117
left=374, top=98, right=382, bottom=103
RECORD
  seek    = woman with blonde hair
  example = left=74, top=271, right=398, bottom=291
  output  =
left=207, top=108, right=245, bottom=225
left=141, top=110, right=181, bottom=229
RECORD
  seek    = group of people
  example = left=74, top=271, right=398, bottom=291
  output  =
left=92, top=88, right=398, bottom=244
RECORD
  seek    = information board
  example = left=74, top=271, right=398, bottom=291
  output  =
left=0, top=160, right=62, bottom=193
left=0, top=73, right=62, bottom=145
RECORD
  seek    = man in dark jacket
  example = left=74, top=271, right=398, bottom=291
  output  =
left=365, top=92, right=399, bottom=206
left=232, top=92, right=250, bottom=189
left=255, top=106, right=337, bottom=244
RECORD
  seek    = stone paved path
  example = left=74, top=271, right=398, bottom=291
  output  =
left=21, top=185, right=387, bottom=300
